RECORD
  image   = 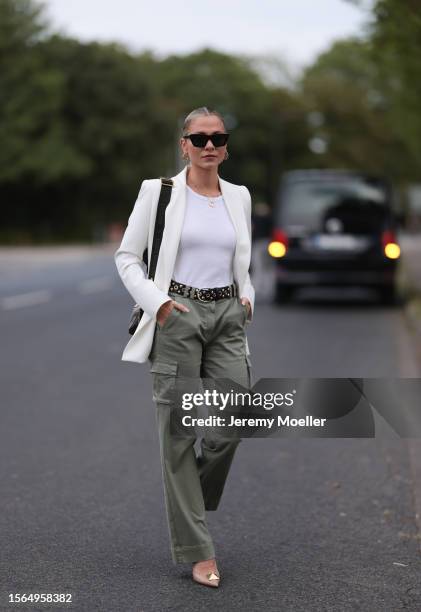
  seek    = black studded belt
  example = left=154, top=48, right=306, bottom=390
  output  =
left=169, top=279, right=237, bottom=302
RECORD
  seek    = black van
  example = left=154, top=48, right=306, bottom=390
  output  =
left=269, top=170, right=400, bottom=303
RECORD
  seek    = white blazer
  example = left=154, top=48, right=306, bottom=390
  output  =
left=114, top=165, right=255, bottom=364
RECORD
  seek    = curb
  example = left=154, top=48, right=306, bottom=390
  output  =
left=399, top=256, right=421, bottom=371
left=408, top=440, right=421, bottom=553
left=399, top=258, right=421, bottom=552
left=405, top=297, right=421, bottom=336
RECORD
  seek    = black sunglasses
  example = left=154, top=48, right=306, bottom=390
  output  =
left=183, top=133, right=229, bottom=148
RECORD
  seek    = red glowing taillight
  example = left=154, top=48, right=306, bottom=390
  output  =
left=268, top=228, right=289, bottom=258
left=381, top=230, right=400, bottom=259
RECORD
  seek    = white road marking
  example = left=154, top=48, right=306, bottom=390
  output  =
left=1, top=290, right=52, bottom=310
left=78, top=277, right=114, bottom=294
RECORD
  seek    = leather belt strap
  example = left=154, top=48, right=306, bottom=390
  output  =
left=169, top=279, right=237, bottom=302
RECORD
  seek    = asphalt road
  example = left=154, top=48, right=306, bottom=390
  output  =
left=1, top=246, right=421, bottom=612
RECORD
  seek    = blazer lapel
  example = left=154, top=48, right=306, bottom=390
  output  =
left=219, top=177, right=250, bottom=289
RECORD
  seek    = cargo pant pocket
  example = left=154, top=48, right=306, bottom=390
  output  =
left=156, top=306, right=179, bottom=331
left=150, top=360, right=178, bottom=405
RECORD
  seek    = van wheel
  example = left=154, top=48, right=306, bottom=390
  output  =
left=275, top=284, right=295, bottom=304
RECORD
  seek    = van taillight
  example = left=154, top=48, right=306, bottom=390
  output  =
left=268, top=228, right=288, bottom=258
left=381, top=230, right=400, bottom=259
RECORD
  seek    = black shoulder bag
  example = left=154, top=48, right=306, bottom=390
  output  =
left=128, top=177, right=174, bottom=335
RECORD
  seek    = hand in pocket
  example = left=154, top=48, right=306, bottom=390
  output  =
left=157, top=299, right=190, bottom=328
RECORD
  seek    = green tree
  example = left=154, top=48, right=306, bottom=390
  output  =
left=0, top=0, right=87, bottom=184
left=300, top=37, right=415, bottom=180
left=369, top=0, right=421, bottom=166
left=38, top=36, right=173, bottom=233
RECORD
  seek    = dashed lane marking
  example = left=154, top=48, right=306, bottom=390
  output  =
left=1, top=290, right=52, bottom=310
left=77, top=277, right=114, bottom=294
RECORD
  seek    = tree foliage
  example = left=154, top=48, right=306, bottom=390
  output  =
left=0, top=0, right=419, bottom=241
left=0, top=0, right=85, bottom=184
left=300, top=38, right=416, bottom=179
left=369, top=0, right=421, bottom=165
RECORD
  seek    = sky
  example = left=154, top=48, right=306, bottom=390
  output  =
left=43, top=0, right=374, bottom=77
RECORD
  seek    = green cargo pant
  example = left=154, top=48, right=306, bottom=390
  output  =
left=148, top=288, right=252, bottom=564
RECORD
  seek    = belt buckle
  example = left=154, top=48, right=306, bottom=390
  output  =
left=197, top=288, right=213, bottom=302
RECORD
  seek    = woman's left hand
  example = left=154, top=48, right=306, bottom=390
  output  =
left=240, top=297, right=251, bottom=319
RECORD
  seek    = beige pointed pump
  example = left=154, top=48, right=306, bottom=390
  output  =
left=192, top=559, right=221, bottom=588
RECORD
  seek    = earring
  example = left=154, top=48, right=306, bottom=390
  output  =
left=182, top=152, right=190, bottom=161
left=224, top=150, right=229, bottom=160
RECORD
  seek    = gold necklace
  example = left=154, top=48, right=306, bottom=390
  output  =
left=188, top=181, right=221, bottom=208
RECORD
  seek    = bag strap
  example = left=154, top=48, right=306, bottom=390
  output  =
left=147, top=177, right=173, bottom=280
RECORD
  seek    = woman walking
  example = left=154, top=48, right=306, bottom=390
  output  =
left=115, top=107, right=255, bottom=588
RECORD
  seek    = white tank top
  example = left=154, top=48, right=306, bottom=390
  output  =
left=172, top=185, right=236, bottom=288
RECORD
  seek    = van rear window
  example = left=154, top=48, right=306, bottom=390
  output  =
left=278, top=178, right=389, bottom=233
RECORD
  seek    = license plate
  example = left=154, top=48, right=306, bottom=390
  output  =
left=312, top=234, right=364, bottom=251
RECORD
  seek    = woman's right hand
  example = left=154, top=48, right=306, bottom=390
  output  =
left=157, top=299, right=190, bottom=328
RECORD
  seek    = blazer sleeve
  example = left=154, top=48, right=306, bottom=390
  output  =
left=114, top=179, right=172, bottom=319
left=240, top=185, right=255, bottom=323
